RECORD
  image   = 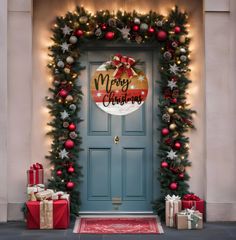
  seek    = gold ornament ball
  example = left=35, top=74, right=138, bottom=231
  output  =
left=79, top=16, right=88, bottom=24
left=64, top=67, right=70, bottom=74
left=179, top=35, right=186, bottom=43
left=168, top=108, right=174, bottom=114
left=66, top=95, right=74, bottom=102
left=85, top=31, right=94, bottom=37
left=169, top=123, right=177, bottom=130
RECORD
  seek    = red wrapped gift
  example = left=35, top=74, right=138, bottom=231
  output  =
left=26, top=200, right=70, bottom=229
left=27, top=163, right=44, bottom=185
left=182, top=194, right=205, bottom=216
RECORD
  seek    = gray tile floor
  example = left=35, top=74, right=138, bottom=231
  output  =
left=0, top=221, right=236, bottom=240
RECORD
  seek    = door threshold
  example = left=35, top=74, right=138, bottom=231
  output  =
left=79, top=211, right=155, bottom=216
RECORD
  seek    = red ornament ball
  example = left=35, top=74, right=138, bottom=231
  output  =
left=161, top=128, right=169, bottom=136
left=101, top=24, right=107, bottom=31
left=174, top=26, right=181, bottom=34
left=161, top=161, right=169, bottom=168
left=68, top=166, right=75, bottom=173
left=171, top=98, right=177, bottom=104
left=132, top=25, right=139, bottom=31
left=156, top=30, right=167, bottom=41
left=64, top=139, right=75, bottom=149
left=59, top=89, right=68, bottom=98
left=148, top=27, right=155, bottom=34
left=56, top=170, right=62, bottom=176
left=174, top=142, right=181, bottom=150
left=68, top=123, right=76, bottom=131
left=105, top=31, right=115, bottom=40
left=178, top=173, right=185, bottom=179
left=66, top=181, right=75, bottom=190
left=169, top=182, right=178, bottom=190
left=75, top=29, right=84, bottom=37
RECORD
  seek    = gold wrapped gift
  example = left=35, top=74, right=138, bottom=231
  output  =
left=35, top=189, right=54, bottom=201
left=165, top=195, right=182, bottom=227
left=176, top=209, right=203, bottom=230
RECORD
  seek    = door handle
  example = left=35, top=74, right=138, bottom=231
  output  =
left=114, top=136, right=120, bottom=144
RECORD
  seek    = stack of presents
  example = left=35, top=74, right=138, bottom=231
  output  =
left=25, top=163, right=70, bottom=229
left=165, top=194, right=205, bottom=230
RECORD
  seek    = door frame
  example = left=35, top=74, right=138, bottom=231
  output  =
left=79, top=43, right=160, bottom=212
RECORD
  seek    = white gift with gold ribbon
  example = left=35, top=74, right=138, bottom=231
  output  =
left=165, top=194, right=182, bottom=227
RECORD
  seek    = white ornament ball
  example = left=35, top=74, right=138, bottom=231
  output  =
left=66, top=56, right=74, bottom=64
left=69, top=36, right=78, bottom=44
left=180, top=48, right=186, bottom=54
left=140, top=23, right=148, bottom=32
left=134, top=17, right=141, bottom=25
left=57, top=60, right=65, bottom=68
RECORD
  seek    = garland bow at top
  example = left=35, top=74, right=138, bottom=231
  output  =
left=112, top=54, right=137, bottom=79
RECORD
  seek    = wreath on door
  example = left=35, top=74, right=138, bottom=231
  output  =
left=46, top=5, right=195, bottom=219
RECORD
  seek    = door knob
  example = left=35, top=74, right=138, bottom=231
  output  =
left=114, top=136, right=120, bottom=144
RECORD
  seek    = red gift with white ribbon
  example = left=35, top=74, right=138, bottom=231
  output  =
left=27, top=163, right=44, bottom=185
left=182, top=194, right=205, bottom=217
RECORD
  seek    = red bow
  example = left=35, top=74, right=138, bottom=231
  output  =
left=183, top=194, right=200, bottom=201
left=112, top=54, right=137, bottom=79
left=30, top=163, right=43, bottom=170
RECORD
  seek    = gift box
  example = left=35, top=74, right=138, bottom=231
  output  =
left=27, top=163, right=44, bottom=185
left=35, top=189, right=54, bottom=201
left=176, top=209, right=203, bottom=230
left=26, top=199, right=70, bottom=229
left=165, top=195, right=182, bottom=227
left=182, top=194, right=205, bottom=216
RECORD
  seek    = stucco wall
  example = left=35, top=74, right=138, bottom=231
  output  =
left=0, top=0, right=235, bottom=221
left=205, top=0, right=236, bottom=221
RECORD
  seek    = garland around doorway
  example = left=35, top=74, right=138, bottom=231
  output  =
left=46, top=5, right=195, bottom=218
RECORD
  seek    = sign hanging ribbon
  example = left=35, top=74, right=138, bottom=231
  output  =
left=112, top=54, right=137, bottom=79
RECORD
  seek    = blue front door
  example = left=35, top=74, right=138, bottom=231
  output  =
left=80, top=50, right=154, bottom=212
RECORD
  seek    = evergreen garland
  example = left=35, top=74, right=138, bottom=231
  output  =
left=47, top=5, right=194, bottom=218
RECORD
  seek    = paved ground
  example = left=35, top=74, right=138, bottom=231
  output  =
left=0, top=221, right=236, bottom=240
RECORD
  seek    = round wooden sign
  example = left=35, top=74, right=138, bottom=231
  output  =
left=91, top=60, right=148, bottom=116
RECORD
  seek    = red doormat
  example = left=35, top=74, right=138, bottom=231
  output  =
left=73, top=216, right=164, bottom=234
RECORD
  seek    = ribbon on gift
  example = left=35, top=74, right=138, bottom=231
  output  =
left=165, top=195, right=181, bottom=202
left=52, top=191, right=70, bottom=201
left=183, top=193, right=201, bottom=201
left=179, top=209, right=202, bottom=229
left=31, top=163, right=43, bottom=170
left=40, top=200, right=53, bottom=229
left=112, top=54, right=137, bottom=79
left=27, top=163, right=44, bottom=185
left=36, top=189, right=54, bottom=201
left=165, top=195, right=181, bottom=227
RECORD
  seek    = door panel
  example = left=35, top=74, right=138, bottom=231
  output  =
left=122, top=148, right=146, bottom=199
left=80, top=50, right=153, bottom=212
left=122, top=106, right=146, bottom=135
left=88, top=148, right=111, bottom=200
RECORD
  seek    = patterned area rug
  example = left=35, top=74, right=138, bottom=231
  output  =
left=73, top=216, right=164, bottom=234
